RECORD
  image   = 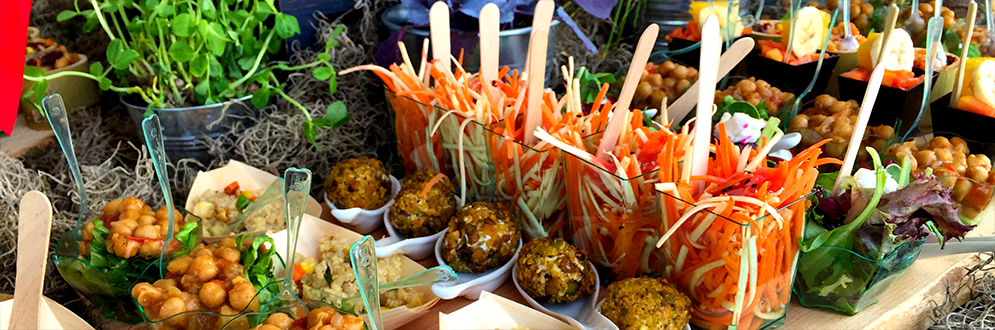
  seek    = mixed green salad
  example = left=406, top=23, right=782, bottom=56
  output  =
left=794, top=147, right=976, bottom=314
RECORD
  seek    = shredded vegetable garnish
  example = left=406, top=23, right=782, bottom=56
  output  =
left=657, top=122, right=841, bottom=330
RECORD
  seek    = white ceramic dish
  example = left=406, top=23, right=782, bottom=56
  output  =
left=269, top=214, right=439, bottom=330
left=594, top=299, right=692, bottom=330
left=432, top=234, right=521, bottom=300
left=376, top=196, right=461, bottom=260
left=512, top=261, right=617, bottom=330
left=439, top=291, right=574, bottom=330
left=325, top=175, right=401, bottom=234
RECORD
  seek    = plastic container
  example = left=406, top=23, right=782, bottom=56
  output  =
left=384, top=89, right=448, bottom=177
left=53, top=211, right=202, bottom=323
left=657, top=189, right=809, bottom=330
left=483, top=120, right=569, bottom=240
left=930, top=94, right=995, bottom=145
left=136, top=281, right=281, bottom=330
left=435, top=111, right=497, bottom=203
left=745, top=50, right=840, bottom=103
left=793, top=239, right=925, bottom=315
left=837, top=70, right=939, bottom=135
left=561, top=133, right=663, bottom=281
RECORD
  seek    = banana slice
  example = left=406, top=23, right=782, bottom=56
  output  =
left=869, top=29, right=915, bottom=72
left=786, top=7, right=824, bottom=58
left=972, top=60, right=995, bottom=108
left=698, top=3, right=744, bottom=41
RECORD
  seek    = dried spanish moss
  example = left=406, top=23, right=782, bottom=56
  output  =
left=929, top=253, right=995, bottom=330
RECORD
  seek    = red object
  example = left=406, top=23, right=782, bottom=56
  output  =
left=292, top=264, right=304, bottom=282
left=0, top=0, right=32, bottom=135
left=224, top=181, right=240, bottom=195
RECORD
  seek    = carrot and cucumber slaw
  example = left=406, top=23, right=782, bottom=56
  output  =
left=656, top=122, right=841, bottom=330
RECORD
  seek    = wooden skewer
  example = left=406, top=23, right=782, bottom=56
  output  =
left=949, top=1, right=978, bottom=108
left=430, top=2, right=451, bottom=74
left=874, top=4, right=900, bottom=68
left=9, top=191, right=53, bottom=330
left=524, top=0, right=555, bottom=73
left=595, top=24, right=660, bottom=161
left=479, top=3, right=500, bottom=99
left=834, top=64, right=889, bottom=194
left=690, top=15, right=722, bottom=194
left=663, top=37, right=755, bottom=126
left=524, top=27, right=551, bottom=145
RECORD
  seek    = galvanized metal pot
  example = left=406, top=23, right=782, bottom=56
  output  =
left=123, top=96, right=258, bottom=164
left=381, top=5, right=559, bottom=85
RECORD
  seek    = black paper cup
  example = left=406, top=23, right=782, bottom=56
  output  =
left=838, top=71, right=939, bottom=135
left=744, top=50, right=840, bottom=104
left=930, top=94, right=995, bottom=145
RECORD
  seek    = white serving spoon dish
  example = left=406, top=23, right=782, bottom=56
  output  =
left=594, top=299, right=693, bottom=330
left=325, top=175, right=401, bottom=234
left=376, top=196, right=462, bottom=260
left=512, top=261, right=617, bottom=330
left=432, top=236, right=522, bottom=300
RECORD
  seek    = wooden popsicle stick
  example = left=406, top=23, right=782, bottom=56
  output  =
left=523, top=27, right=551, bottom=145
left=9, top=191, right=53, bottom=330
left=690, top=15, right=722, bottom=194
left=430, top=2, right=451, bottom=73
left=834, top=64, right=889, bottom=194
left=949, top=1, right=978, bottom=108
left=594, top=24, right=660, bottom=161
left=479, top=3, right=500, bottom=99
left=524, top=0, right=555, bottom=73
left=662, top=37, right=755, bottom=126
left=874, top=4, right=900, bottom=68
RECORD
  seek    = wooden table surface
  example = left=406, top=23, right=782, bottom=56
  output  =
left=0, top=114, right=54, bottom=158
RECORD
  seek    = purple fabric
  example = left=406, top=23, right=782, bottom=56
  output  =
left=458, top=0, right=528, bottom=23
left=571, top=0, right=616, bottom=19
left=376, top=28, right=409, bottom=68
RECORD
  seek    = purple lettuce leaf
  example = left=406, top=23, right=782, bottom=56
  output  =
left=868, top=175, right=974, bottom=247
left=813, top=186, right=852, bottom=230
left=402, top=0, right=443, bottom=26
left=376, top=29, right=408, bottom=68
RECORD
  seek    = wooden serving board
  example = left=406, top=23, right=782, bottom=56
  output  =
left=0, top=114, right=54, bottom=158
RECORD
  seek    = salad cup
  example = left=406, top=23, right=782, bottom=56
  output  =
left=745, top=49, right=840, bottom=103
left=325, top=175, right=401, bottom=234
left=838, top=70, right=940, bottom=134
left=929, top=94, right=995, bottom=145
left=482, top=120, right=569, bottom=240
left=54, top=210, right=203, bottom=323
left=136, top=281, right=283, bottom=330
left=656, top=189, right=811, bottom=330
left=561, top=132, right=664, bottom=281
left=793, top=239, right=925, bottom=315
left=385, top=89, right=449, bottom=177
left=435, top=111, right=497, bottom=203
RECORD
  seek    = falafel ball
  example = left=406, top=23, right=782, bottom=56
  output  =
left=441, top=202, right=521, bottom=273
left=516, top=237, right=596, bottom=304
left=600, top=277, right=691, bottom=330
left=389, top=169, right=458, bottom=238
left=324, top=157, right=391, bottom=210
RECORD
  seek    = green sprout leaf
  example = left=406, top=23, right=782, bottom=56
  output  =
left=190, top=55, right=209, bottom=77
left=98, top=77, right=112, bottom=91
left=23, top=66, right=45, bottom=78
left=33, top=80, right=49, bottom=103
left=312, top=66, right=333, bottom=80
left=89, top=62, right=104, bottom=77
left=274, top=13, right=301, bottom=39
left=168, top=41, right=195, bottom=63
left=57, top=10, right=78, bottom=22
left=317, top=53, right=331, bottom=62
left=200, top=0, right=217, bottom=19
left=251, top=86, right=271, bottom=109
left=172, top=13, right=193, bottom=37
left=326, top=101, right=350, bottom=127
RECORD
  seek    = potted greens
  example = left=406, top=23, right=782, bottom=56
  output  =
left=378, top=0, right=611, bottom=81
left=23, top=0, right=349, bottom=161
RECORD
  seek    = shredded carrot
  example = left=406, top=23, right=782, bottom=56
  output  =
left=417, top=174, right=448, bottom=198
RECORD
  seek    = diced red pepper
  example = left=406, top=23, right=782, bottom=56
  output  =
left=293, top=264, right=305, bottom=282
left=224, top=181, right=240, bottom=195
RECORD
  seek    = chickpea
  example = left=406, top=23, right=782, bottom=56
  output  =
left=220, top=237, right=238, bottom=249
left=952, top=162, right=968, bottom=175
left=831, top=119, right=854, bottom=138
left=634, top=82, right=653, bottom=103
left=217, top=247, right=241, bottom=263
left=950, top=137, right=969, bottom=154
left=790, top=115, right=809, bottom=129
left=82, top=222, right=95, bottom=241
left=256, top=325, right=282, bottom=330
left=967, top=154, right=992, bottom=169
left=967, top=166, right=990, bottom=183
left=871, top=139, right=888, bottom=153
left=875, top=125, right=895, bottom=139
left=119, top=209, right=141, bottom=222
left=199, top=281, right=228, bottom=309
left=189, top=255, right=219, bottom=282
left=159, top=297, right=188, bottom=324
left=167, top=256, right=193, bottom=275
left=132, top=283, right=165, bottom=307
left=154, top=278, right=179, bottom=290
left=815, top=94, right=835, bottom=109
left=952, top=151, right=967, bottom=166
left=266, top=313, right=294, bottom=329
left=672, top=66, right=689, bottom=79
left=662, top=77, right=677, bottom=89
left=861, top=3, right=874, bottom=15
left=809, top=115, right=828, bottom=127
left=155, top=208, right=169, bottom=221
left=914, top=150, right=937, bottom=169
left=935, top=168, right=958, bottom=187
left=660, top=61, right=676, bottom=73
left=194, top=247, right=215, bottom=258
left=111, top=219, right=139, bottom=237
left=138, top=240, right=164, bottom=256
left=930, top=136, right=952, bottom=150
left=134, top=225, right=159, bottom=239
left=122, top=197, right=144, bottom=211
left=137, top=215, right=157, bottom=226
left=647, top=73, right=664, bottom=87
left=953, top=179, right=973, bottom=201
left=166, top=286, right=183, bottom=298
left=934, top=148, right=953, bottom=163
left=686, top=67, right=698, bottom=79
left=103, top=199, right=123, bottom=219
left=676, top=79, right=691, bottom=91
left=228, top=281, right=258, bottom=312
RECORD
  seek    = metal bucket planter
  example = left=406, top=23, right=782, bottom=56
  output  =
left=123, top=96, right=259, bottom=164
left=381, top=5, right=559, bottom=85
left=20, top=54, right=100, bottom=130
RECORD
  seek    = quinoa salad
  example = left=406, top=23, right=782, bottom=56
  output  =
left=296, top=234, right=423, bottom=313
left=190, top=181, right=286, bottom=236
